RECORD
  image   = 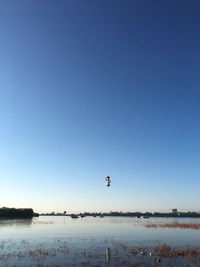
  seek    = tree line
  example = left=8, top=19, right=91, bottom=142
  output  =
left=41, top=211, right=200, bottom=218
left=0, top=207, right=39, bottom=218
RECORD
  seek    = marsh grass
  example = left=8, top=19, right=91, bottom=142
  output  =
left=1, top=239, right=200, bottom=266
left=145, top=223, right=200, bottom=230
left=155, top=243, right=200, bottom=257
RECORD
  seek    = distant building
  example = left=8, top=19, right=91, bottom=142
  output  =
left=172, top=208, right=178, bottom=214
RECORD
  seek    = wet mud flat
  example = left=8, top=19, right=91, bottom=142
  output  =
left=0, top=239, right=200, bottom=267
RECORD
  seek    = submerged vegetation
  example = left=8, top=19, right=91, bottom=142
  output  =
left=0, top=207, right=39, bottom=218
left=145, top=223, right=200, bottom=230
left=0, top=239, right=200, bottom=267
left=155, top=243, right=200, bottom=258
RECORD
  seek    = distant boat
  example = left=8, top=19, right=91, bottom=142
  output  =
left=136, top=216, right=141, bottom=218
left=71, top=214, right=79, bottom=219
left=80, top=215, right=85, bottom=218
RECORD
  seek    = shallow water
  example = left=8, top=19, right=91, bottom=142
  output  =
left=0, top=216, right=200, bottom=266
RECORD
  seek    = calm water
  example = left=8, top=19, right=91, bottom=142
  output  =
left=0, top=216, right=200, bottom=266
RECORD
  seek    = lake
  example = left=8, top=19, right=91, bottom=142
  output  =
left=0, top=216, right=200, bottom=266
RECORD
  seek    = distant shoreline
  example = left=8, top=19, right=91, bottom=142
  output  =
left=40, top=211, right=200, bottom=218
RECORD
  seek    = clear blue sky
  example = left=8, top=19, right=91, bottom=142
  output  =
left=1, top=0, right=200, bottom=213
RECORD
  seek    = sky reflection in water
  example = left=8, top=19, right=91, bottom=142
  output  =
left=1, top=216, right=200, bottom=246
left=1, top=216, right=200, bottom=266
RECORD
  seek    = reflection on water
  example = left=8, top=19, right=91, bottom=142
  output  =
left=0, top=216, right=200, bottom=266
left=0, top=216, right=200, bottom=246
left=105, top=247, right=111, bottom=262
left=0, top=218, right=33, bottom=228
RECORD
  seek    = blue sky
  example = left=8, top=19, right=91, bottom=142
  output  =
left=1, top=0, right=200, bottom=213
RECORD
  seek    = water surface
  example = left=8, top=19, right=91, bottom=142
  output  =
left=0, top=216, right=200, bottom=266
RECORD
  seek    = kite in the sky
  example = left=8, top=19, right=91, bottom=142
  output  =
left=105, top=176, right=111, bottom=187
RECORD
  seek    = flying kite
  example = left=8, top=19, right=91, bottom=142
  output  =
left=105, top=176, right=111, bottom=187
